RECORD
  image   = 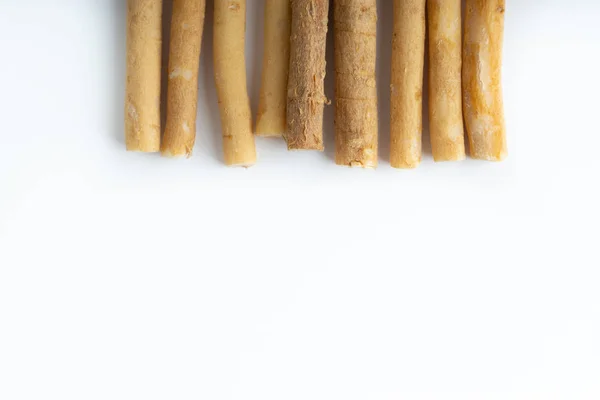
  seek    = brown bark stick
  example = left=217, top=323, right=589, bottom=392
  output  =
left=285, top=0, right=330, bottom=151
left=334, top=0, right=378, bottom=168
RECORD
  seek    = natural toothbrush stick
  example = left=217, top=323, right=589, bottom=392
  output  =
left=285, top=0, right=330, bottom=150
left=463, top=0, right=507, bottom=161
left=428, top=0, right=466, bottom=162
left=255, top=0, right=292, bottom=137
left=390, top=0, right=426, bottom=169
left=124, top=0, right=163, bottom=152
left=213, top=0, right=256, bottom=166
left=161, top=0, right=206, bottom=157
left=334, top=0, right=378, bottom=168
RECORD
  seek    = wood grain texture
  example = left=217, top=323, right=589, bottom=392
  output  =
left=161, top=0, right=206, bottom=157
left=125, top=0, right=163, bottom=152
left=334, top=0, right=378, bottom=168
left=463, top=0, right=507, bottom=161
left=390, top=0, right=426, bottom=168
left=214, top=0, right=256, bottom=166
left=428, top=0, right=466, bottom=162
left=256, top=0, right=292, bottom=137
left=285, top=0, right=330, bottom=150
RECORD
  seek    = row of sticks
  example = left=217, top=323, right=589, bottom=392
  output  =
left=125, top=0, right=507, bottom=168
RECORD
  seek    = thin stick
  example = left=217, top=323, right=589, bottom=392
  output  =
left=213, top=0, right=256, bottom=167
left=390, top=0, right=426, bottom=169
left=463, top=0, right=507, bottom=161
left=255, top=0, right=291, bottom=137
left=125, top=0, right=163, bottom=152
left=334, top=0, right=378, bottom=168
left=161, top=0, right=206, bottom=157
left=285, top=0, right=330, bottom=151
left=428, top=0, right=466, bottom=162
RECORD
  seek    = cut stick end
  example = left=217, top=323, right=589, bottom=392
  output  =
left=336, top=159, right=378, bottom=169
left=390, top=161, right=421, bottom=170
left=470, top=151, right=508, bottom=162
left=224, top=147, right=257, bottom=168
left=390, top=152, right=421, bottom=169
left=222, top=137, right=257, bottom=168
left=284, top=133, right=324, bottom=151
left=160, top=134, right=194, bottom=159
left=255, top=117, right=286, bottom=138
left=126, top=143, right=161, bottom=153
left=160, top=149, right=192, bottom=159
left=432, top=153, right=467, bottom=163
left=226, top=161, right=256, bottom=168
left=286, top=142, right=324, bottom=151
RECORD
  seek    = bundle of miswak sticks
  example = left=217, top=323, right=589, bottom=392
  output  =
left=125, top=0, right=507, bottom=168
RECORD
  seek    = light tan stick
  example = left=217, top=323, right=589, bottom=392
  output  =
left=285, top=0, right=330, bottom=151
left=125, top=0, right=163, bottom=152
left=463, top=0, right=507, bottom=161
left=161, top=0, right=206, bottom=157
left=334, top=0, right=378, bottom=168
left=214, top=0, right=256, bottom=167
left=390, top=0, right=426, bottom=169
left=428, top=0, right=466, bottom=162
left=255, top=0, right=291, bottom=137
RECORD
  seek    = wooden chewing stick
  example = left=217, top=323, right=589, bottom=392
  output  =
left=213, top=0, right=256, bottom=166
left=285, top=0, right=330, bottom=151
left=124, top=0, right=163, bottom=152
left=334, top=0, right=378, bottom=168
left=463, top=0, right=507, bottom=161
left=255, top=0, right=291, bottom=137
left=428, top=0, right=466, bottom=162
left=390, top=0, right=426, bottom=169
left=161, top=0, right=206, bottom=158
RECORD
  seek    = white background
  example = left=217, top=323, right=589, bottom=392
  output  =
left=1, top=0, right=599, bottom=399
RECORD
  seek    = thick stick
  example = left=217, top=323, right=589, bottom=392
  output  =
left=334, top=0, right=378, bottom=168
left=161, top=0, right=206, bottom=157
left=214, top=0, right=256, bottom=167
left=390, top=0, right=426, bottom=169
left=256, top=0, right=291, bottom=137
left=285, top=0, right=330, bottom=151
left=463, top=0, right=507, bottom=161
left=125, top=0, right=163, bottom=152
left=428, top=0, right=466, bottom=162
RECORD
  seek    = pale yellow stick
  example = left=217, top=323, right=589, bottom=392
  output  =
left=161, top=0, right=206, bottom=157
left=255, top=0, right=291, bottom=137
left=334, top=0, right=378, bottom=168
left=214, top=0, right=256, bottom=167
left=125, top=0, right=163, bottom=152
left=428, top=0, right=466, bottom=162
left=463, top=0, right=507, bottom=161
left=285, top=0, right=330, bottom=151
left=390, top=0, right=426, bottom=169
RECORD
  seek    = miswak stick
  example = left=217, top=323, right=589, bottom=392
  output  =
left=213, top=0, right=256, bottom=166
left=285, top=0, right=330, bottom=151
left=390, top=0, right=426, bottom=169
left=334, top=0, right=378, bottom=168
left=161, top=0, right=206, bottom=157
left=463, top=0, right=507, bottom=161
left=428, top=0, right=466, bottom=162
left=255, top=0, right=291, bottom=137
left=125, top=0, right=163, bottom=152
